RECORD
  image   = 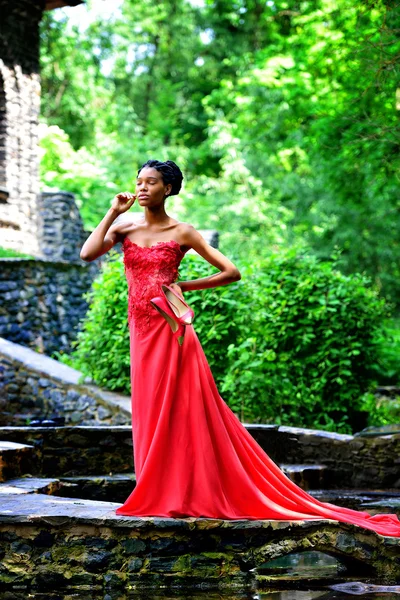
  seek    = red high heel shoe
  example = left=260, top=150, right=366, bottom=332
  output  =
left=161, top=285, right=194, bottom=325
left=150, top=285, right=194, bottom=346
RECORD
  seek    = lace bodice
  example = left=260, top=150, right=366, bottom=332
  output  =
left=122, top=237, right=188, bottom=334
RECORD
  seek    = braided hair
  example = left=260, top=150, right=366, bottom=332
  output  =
left=137, top=159, right=183, bottom=196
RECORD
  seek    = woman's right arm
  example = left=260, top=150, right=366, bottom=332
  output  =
left=80, top=192, right=136, bottom=262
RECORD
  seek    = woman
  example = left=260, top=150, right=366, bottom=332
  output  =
left=81, top=159, right=400, bottom=537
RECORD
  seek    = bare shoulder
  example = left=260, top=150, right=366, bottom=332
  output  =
left=109, top=214, right=143, bottom=241
left=175, top=222, right=203, bottom=245
left=174, top=220, right=239, bottom=275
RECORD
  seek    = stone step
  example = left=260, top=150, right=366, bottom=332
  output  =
left=280, top=463, right=329, bottom=490
left=0, top=426, right=133, bottom=477
left=0, top=473, right=136, bottom=503
left=0, top=441, right=36, bottom=482
left=56, top=473, right=136, bottom=503
left=361, top=498, right=400, bottom=514
left=0, top=476, right=63, bottom=495
left=0, top=493, right=398, bottom=590
left=4, top=475, right=400, bottom=521
left=310, top=488, right=400, bottom=516
left=0, top=425, right=399, bottom=490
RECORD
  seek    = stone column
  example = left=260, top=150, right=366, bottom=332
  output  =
left=0, top=64, right=42, bottom=254
left=39, top=191, right=88, bottom=262
left=0, top=0, right=45, bottom=256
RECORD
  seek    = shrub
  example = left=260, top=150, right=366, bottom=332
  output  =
left=370, top=318, right=400, bottom=384
left=221, top=247, right=388, bottom=433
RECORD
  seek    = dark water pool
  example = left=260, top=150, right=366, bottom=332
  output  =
left=8, top=590, right=400, bottom=600
left=4, top=551, right=400, bottom=600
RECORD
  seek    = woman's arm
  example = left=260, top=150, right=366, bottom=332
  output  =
left=175, top=225, right=241, bottom=293
left=80, top=192, right=136, bottom=262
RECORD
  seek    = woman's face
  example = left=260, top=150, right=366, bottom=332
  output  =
left=135, top=167, right=171, bottom=207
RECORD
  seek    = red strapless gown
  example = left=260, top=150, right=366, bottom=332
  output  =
left=115, top=238, right=400, bottom=537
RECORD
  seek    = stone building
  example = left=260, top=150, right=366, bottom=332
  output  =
left=0, top=0, right=84, bottom=256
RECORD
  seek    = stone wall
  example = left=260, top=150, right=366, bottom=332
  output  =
left=0, top=336, right=131, bottom=427
left=0, top=501, right=398, bottom=590
left=248, top=425, right=400, bottom=490
left=0, top=257, right=102, bottom=354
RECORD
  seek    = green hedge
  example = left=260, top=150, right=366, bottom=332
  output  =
left=57, top=246, right=399, bottom=433
left=220, top=248, right=389, bottom=433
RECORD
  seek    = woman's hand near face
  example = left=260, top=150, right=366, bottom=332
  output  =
left=111, top=192, right=136, bottom=215
left=80, top=192, right=135, bottom=261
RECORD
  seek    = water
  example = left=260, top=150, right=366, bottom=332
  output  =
left=257, top=551, right=341, bottom=579
left=9, top=589, right=400, bottom=599
left=5, top=552, right=400, bottom=600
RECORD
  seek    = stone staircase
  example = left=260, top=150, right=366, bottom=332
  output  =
left=0, top=425, right=399, bottom=590
left=0, top=424, right=399, bottom=501
left=0, top=425, right=332, bottom=505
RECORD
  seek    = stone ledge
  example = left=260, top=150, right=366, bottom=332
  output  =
left=0, top=337, right=83, bottom=384
left=0, top=493, right=398, bottom=590
left=0, top=477, right=61, bottom=495
left=0, top=490, right=397, bottom=536
left=1, top=493, right=318, bottom=530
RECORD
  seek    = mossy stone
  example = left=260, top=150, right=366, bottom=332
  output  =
left=121, top=538, right=146, bottom=554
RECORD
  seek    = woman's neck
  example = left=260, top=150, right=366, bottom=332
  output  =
left=143, top=204, right=170, bottom=227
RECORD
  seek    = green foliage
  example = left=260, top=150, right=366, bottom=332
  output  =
left=38, top=124, right=120, bottom=227
left=0, top=248, right=34, bottom=259
left=39, top=0, right=400, bottom=306
left=360, top=392, right=400, bottom=429
left=39, top=10, right=111, bottom=149
left=370, top=319, right=400, bottom=384
left=201, top=0, right=400, bottom=303
left=60, top=245, right=395, bottom=433
left=40, top=0, right=400, bottom=430
left=220, top=248, right=389, bottom=433
left=176, top=254, right=242, bottom=384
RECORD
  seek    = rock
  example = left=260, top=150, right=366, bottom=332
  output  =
left=97, top=406, right=112, bottom=420
left=83, top=550, right=112, bottom=571
left=121, top=538, right=146, bottom=554
left=127, top=558, right=143, bottom=572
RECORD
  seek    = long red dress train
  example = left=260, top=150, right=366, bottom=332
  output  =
left=115, top=237, right=400, bottom=538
